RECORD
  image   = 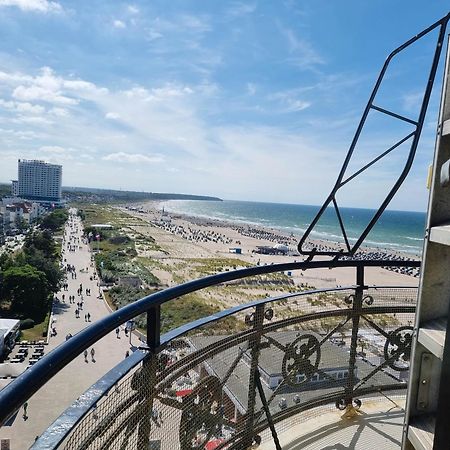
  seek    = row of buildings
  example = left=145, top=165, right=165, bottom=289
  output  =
left=0, top=198, right=46, bottom=237
left=0, top=160, right=63, bottom=243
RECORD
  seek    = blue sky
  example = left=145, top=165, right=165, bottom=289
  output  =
left=0, top=0, right=448, bottom=211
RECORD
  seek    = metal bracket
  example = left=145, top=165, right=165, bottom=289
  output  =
left=440, top=158, right=450, bottom=187
left=417, top=352, right=434, bottom=411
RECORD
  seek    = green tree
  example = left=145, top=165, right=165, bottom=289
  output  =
left=22, top=247, right=63, bottom=293
left=0, top=253, right=13, bottom=271
left=1, top=264, right=50, bottom=320
left=24, top=230, right=56, bottom=259
left=16, top=217, right=28, bottom=231
left=40, top=209, right=68, bottom=231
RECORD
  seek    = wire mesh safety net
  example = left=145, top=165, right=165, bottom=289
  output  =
left=62, top=287, right=417, bottom=450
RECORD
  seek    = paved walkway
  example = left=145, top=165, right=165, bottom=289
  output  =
left=0, top=210, right=142, bottom=449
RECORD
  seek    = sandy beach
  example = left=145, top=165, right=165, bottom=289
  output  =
left=117, top=201, right=420, bottom=295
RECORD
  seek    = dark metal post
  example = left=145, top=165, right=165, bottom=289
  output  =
left=147, top=305, right=161, bottom=350
left=136, top=306, right=161, bottom=446
left=243, top=304, right=265, bottom=448
left=345, top=264, right=365, bottom=406
left=254, top=370, right=282, bottom=450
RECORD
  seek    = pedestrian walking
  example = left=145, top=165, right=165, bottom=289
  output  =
left=84, top=350, right=88, bottom=362
left=23, top=401, right=28, bottom=420
left=87, top=312, right=91, bottom=322
left=90, top=348, right=95, bottom=362
left=116, top=328, right=120, bottom=338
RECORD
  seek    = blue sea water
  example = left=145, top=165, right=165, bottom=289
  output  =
left=161, top=200, right=426, bottom=255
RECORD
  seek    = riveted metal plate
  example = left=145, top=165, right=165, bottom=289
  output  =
left=417, top=352, right=434, bottom=411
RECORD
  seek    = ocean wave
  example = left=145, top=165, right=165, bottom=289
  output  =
left=161, top=200, right=423, bottom=254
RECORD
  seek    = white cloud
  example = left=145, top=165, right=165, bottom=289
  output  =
left=15, top=101, right=45, bottom=114
left=13, top=115, right=53, bottom=125
left=247, top=83, right=256, bottom=96
left=49, top=107, right=68, bottom=117
left=0, top=128, right=40, bottom=140
left=102, top=152, right=164, bottom=164
left=127, top=5, right=139, bottom=14
left=179, top=14, right=211, bottom=33
left=5, top=67, right=106, bottom=108
left=113, top=19, right=126, bottom=29
left=278, top=24, right=324, bottom=70
left=283, top=99, right=311, bottom=112
left=268, top=89, right=311, bottom=113
left=0, top=98, right=45, bottom=114
left=0, top=71, right=32, bottom=85
left=227, top=2, right=257, bottom=17
left=105, top=112, right=120, bottom=120
left=39, top=145, right=65, bottom=154
left=402, top=92, right=423, bottom=114
left=145, top=29, right=163, bottom=41
left=0, top=0, right=62, bottom=13
left=0, top=66, right=376, bottom=206
left=150, top=84, right=194, bottom=99
left=13, top=84, right=77, bottom=105
left=64, top=79, right=102, bottom=93
left=11, top=67, right=79, bottom=105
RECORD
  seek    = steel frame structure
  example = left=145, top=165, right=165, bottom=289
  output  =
left=298, top=13, right=450, bottom=257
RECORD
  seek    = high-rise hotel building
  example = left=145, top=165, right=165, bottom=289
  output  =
left=15, top=159, right=62, bottom=202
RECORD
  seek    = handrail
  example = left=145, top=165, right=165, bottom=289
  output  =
left=35, top=284, right=417, bottom=449
left=31, top=349, right=147, bottom=450
left=33, top=285, right=357, bottom=448
left=0, top=258, right=419, bottom=425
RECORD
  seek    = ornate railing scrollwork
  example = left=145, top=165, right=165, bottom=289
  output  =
left=384, top=326, right=413, bottom=372
left=282, top=334, right=321, bottom=386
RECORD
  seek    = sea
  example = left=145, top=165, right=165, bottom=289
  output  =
left=161, top=200, right=426, bottom=256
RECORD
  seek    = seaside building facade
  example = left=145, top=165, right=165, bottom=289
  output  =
left=0, top=198, right=45, bottom=235
left=16, top=159, right=62, bottom=203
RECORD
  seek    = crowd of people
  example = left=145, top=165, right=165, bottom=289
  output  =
left=51, top=212, right=99, bottom=352
left=153, top=221, right=235, bottom=245
left=150, top=212, right=420, bottom=278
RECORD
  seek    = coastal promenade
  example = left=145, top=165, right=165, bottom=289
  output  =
left=0, top=210, right=141, bottom=449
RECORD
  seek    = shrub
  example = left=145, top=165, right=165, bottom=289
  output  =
left=20, top=318, right=35, bottom=329
left=109, top=235, right=130, bottom=245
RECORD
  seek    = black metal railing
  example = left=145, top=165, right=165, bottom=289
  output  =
left=0, top=259, right=419, bottom=449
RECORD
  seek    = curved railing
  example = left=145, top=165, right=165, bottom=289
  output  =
left=0, top=259, right=419, bottom=449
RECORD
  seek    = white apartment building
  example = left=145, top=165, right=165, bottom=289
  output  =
left=0, top=198, right=44, bottom=230
left=16, top=159, right=62, bottom=202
